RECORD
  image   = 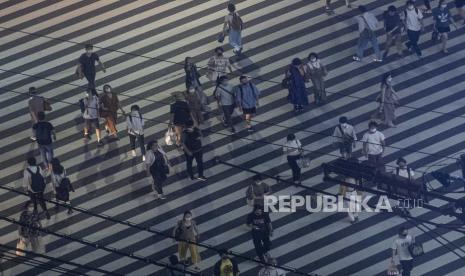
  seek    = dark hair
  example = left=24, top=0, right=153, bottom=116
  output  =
left=27, top=157, right=36, bottom=166
left=227, top=3, right=236, bottom=12
left=308, top=52, right=318, bottom=60
left=218, top=75, right=228, bottom=84
left=387, top=5, right=397, bottom=12
left=239, top=75, right=247, bottom=81
left=358, top=5, right=367, bottom=13
left=29, top=87, right=37, bottom=95
left=103, top=84, right=112, bottom=92
left=215, top=47, right=224, bottom=53
left=396, top=157, right=407, bottom=165
left=381, top=72, right=392, bottom=88
left=183, top=211, right=192, bottom=219
left=146, top=140, right=156, bottom=151
left=406, top=0, right=414, bottom=6
left=51, top=158, right=64, bottom=175
left=24, top=200, right=34, bottom=210
left=339, top=116, right=348, bottom=124
left=89, top=88, right=98, bottom=96
left=85, top=44, right=93, bottom=50
left=368, top=121, right=378, bottom=128
left=218, top=248, right=228, bottom=257
left=131, top=105, right=140, bottom=112
left=169, top=255, right=179, bottom=265
left=292, top=58, right=302, bottom=66
left=398, top=226, right=407, bottom=235
left=287, top=133, right=296, bottom=141
left=253, top=174, right=262, bottom=182
left=184, top=56, right=192, bottom=72
left=37, top=111, right=45, bottom=121
left=253, top=204, right=264, bottom=212
left=438, top=0, right=446, bottom=7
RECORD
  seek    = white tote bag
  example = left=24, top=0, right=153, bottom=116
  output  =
left=164, top=127, right=176, bottom=146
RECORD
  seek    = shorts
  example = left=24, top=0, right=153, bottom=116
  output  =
left=437, top=26, right=451, bottom=33
left=242, top=107, right=256, bottom=115
left=85, top=118, right=100, bottom=130
left=456, top=0, right=465, bottom=8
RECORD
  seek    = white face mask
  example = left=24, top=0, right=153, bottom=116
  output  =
left=441, top=4, right=447, bottom=8
left=185, top=217, right=192, bottom=221
left=370, top=128, right=377, bottom=132
left=86, top=50, right=92, bottom=55
left=341, top=123, right=348, bottom=128
left=408, top=5, right=414, bottom=10
left=311, top=58, right=317, bottom=62
left=28, top=207, right=34, bottom=213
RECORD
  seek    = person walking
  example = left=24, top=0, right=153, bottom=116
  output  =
left=325, top=0, right=352, bottom=13
left=99, top=84, right=124, bottom=140
left=126, top=105, right=145, bottom=161
left=50, top=158, right=74, bottom=214
left=145, top=140, right=169, bottom=199
left=213, top=248, right=240, bottom=276
left=246, top=205, right=273, bottom=263
left=185, top=87, right=204, bottom=127
left=332, top=116, right=357, bottom=159
left=403, top=1, right=424, bottom=58
left=184, top=57, right=208, bottom=111
left=172, top=211, right=201, bottom=270
left=215, top=76, right=237, bottom=133
left=361, top=121, right=385, bottom=169
left=32, top=112, right=56, bottom=171
left=383, top=5, right=404, bottom=59
left=258, top=258, right=286, bottom=276
left=372, top=73, right=399, bottom=128
left=23, top=157, right=50, bottom=219
left=285, top=58, right=308, bottom=113
left=455, top=0, right=465, bottom=24
left=391, top=226, right=415, bottom=276
left=16, top=201, right=42, bottom=255
left=235, top=75, right=260, bottom=132
left=283, top=134, right=303, bottom=184
left=223, top=3, right=243, bottom=55
left=345, top=176, right=361, bottom=224
left=353, top=5, right=382, bottom=62
left=246, top=175, right=271, bottom=207
left=82, top=89, right=103, bottom=146
left=170, top=92, right=194, bottom=146
left=182, top=126, right=207, bottom=181
left=76, top=44, right=106, bottom=89
left=28, top=87, right=51, bottom=141
left=433, top=0, right=458, bottom=54
left=394, top=157, right=415, bottom=180
left=305, top=52, right=328, bottom=105
left=207, top=47, right=233, bottom=83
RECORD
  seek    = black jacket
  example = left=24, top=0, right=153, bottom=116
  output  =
left=184, top=64, right=201, bottom=89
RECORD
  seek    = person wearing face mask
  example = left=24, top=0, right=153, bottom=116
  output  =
left=185, top=86, right=204, bottom=127
left=82, top=89, right=103, bottom=146
left=126, top=105, right=145, bottom=160
left=285, top=58, right=308, bottom=113
left=372, top=73, right=399, bottom=128
left=182, top=126, right=206, bottom=181
left=245, top=175, right=271, bottom=207
left=215, top=76, right=237, bottom=133
left=402, top=1, right=424, bottom=58
left=332, top=116, right=357, bottom=159
left=433, top=0, right=458, bottom=54
left=172, top=211, right=201, bottom=270
left=145, top=140, right=169, bottom=199
left=17, top=201, right=42, bottom=255
left=184, top=57, right=208, bottom=111
left=99, top=84, right=124, bottom=140
left=246, top=205, right=273, bottom=263
left=353, top=5, right=383, bottom=63
left=213, top=248, right=240, bottom=276
left=76, top=44, right=106, bottom=90
left=207, top=47, right=233, bottom=83
left=235, top=75, right=260, bottom=131
left=391, top=226, right=414, bottom=276
left=361, top=121, right=385, bottom=169
left=455, top=0, right=465, bottom=25
left=223, top=3, right=243, bottom=55
left=305, top=52, right=328, bottom=105
left=395, top=157, right=415, bottom=180
left=383, top=6, right=404, bottom=59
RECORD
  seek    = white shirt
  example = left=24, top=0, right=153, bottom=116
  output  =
left=404, top=8, right=423, bottom=31
left=83, top=95, right=99, bottom=119
left=284, top=139, right=302, bottom=156
left=126, top=111, right=144, bottom=135
left=392, top=235, right=413, bottom=260
left=397, top=167, right=415, bottom=179
left=362, top=130, right=385, bottom=155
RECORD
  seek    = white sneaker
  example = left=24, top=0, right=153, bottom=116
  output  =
left=30, top=136, right=37, bottom=141
left=142, top=155, right=146, bottom=162
left=131, top=150, right=136, bottom=157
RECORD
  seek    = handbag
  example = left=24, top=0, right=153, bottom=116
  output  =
left=297, top=155, right=311, bottom=168
left=16, top=238, right=27, bottom=256
left=218, top=32, right=225, bottom=43
left=246, top=185, right=255, bottom=206
left=408, top=239, right=424, bottom=257
left=174, top=222, right=183, bottom=241
left=360, top=15, right=375, bottom=39
left=43, top=100, right=52, bottom=111
left=386, top=259, right=400, bottom=275
left=281, top=77, right=290, bottom=89
left=164, top=127, right=176, bottom=146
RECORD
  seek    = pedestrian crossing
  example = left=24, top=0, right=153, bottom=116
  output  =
left=1, top=0, right=465, bottom=275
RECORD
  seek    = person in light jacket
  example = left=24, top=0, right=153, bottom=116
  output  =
left=83, top=89, right=103, bottom=146
left=126, top=105, right=145, bottom=161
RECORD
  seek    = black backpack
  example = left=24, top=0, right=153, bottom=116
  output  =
left=27, top=167, right=45, bottom=192
left=35, top=123, right=51, bottom=145
left=150, top=150, right=169, bottom=175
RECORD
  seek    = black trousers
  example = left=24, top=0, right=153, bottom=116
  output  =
left=252, top=231, right=271, bottom=262
left=221, top=104, right=235, bottom=128
left=400, top=259, right=413, bottom=276
left=423, top=0, right=431, bottom=10
left=287, top=155, right=301, bottom=182
left=151, top=175, right=164, bottom=195
left=129, top=134, right=145, bottom=155
left=406, top=30, right=422, bottom=56
left=29, top=191, right=48, bottom=213
left=185, top=150, right=204, bottom=178
left=84, top=71, right=96, bottom=89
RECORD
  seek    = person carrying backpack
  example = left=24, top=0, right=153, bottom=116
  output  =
left=235, top=75, right=260, bottom=132
left=223, top=3, right=243, bottom=55
left=82, top=89, right=103, bottom=146
left=402, top=0, right=424, bottom=58
left=145, top=140, right=170, bottom=199
left=32, top=111, right=56, bottom=171
left=126, top=105, right=145, bottom=161
left=50, top=158, right=74, bottom=214
left=23, top=157, right=50, bottom=220
left=17, top=201, right=42, bottom=255
left=353, top=5, right=382, bottom=62
left=215, top=76, right=237, bottom=133
left=28, top=87, right=51, bottom=141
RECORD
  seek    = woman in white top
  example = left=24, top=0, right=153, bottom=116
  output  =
left=126, top=105, right=145, bottom=161
left=223, top=3, right=243, bottom=55
left=83, top=89, right=103, bottom=146
left=50, top=158, right=73, bottom=214
left=144, top=140, right=170, bottom=199
left=283, top=134, right=303, bottom=184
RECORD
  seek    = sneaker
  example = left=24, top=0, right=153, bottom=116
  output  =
left=247, top=127, right=254, bottom=132
left=159, top=194, right=166, bottom=199
left=352, top=56, right=361, bottom=62
left=346, top=4, right=352, bottom=8
left=142, top=155, right=146, bottom=162
left=84, top=134, right=91, bottom=140
left=97, top=140, right=104, bottom=147
left=131, top=150, right=136, bottom=157
left=197, top=176, right=207, bottom=181
left=67, top=209, right=73, bottom=215
left=30, top=136, right=37, bottom=141
left=190, top=175, right=196, bottom=180
left=45, top=211, right=51, bottom=220
left=230, top=127, right=236, bottom=133
left=373, top=58, right=382, bottom=63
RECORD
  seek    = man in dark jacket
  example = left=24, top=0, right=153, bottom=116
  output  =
left=213, top=248, right=240, bottom=276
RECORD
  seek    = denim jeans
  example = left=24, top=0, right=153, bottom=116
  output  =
left=221, top=105, right=235, bottom=128
left=406, top=30, right=422, bottom=56
left=185, top=150, right=204, bottom=178
left=228, top=29, right=242, bottom=51
left=356, top=35, right=381, bottom=60
left=38, top=144, right=54, bottom=165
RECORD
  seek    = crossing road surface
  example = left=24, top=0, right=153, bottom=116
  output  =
left=1, top=0, right=465, bottom=275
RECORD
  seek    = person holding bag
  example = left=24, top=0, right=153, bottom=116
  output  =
left=50, top=158, right=74, bottom=214
left=172, top=211, right=201, bottom=270
left=305, top=52, right=328, bottom=105
left=332, top=116, right=357, bottom=159
left=283, top=134, right=303, bottom=184
left=16, top=201, right=42, bottom=256
left=99, top=84, right=124, bottom=140
left=245, top=175, right=271, bottom=207
left=392, top=226, right=415, bottom=276
left=126, top=105, right=145, bottom=160
left=353, top=5, right=382, bottom=62
left=372, top=73, right=399, bottom=128
left=223, top=3, right=243, bottom=55
left=145, top=140, right=170, bottom=199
